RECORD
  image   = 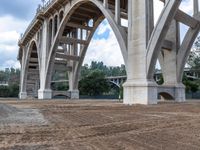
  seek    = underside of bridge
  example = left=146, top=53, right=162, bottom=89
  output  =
left=18, top=0, right=200, bottom=104
left=26, top=42, right=40, bottom=98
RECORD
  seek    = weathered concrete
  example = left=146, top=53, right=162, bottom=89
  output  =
left=38, top=89, right=52, bottom=99
left=19, top=92, right=27, bottom=100
left=69, top=90, right=80, bottom=99
left=157, top=84, right=185, bottom=102
left=18, top=0, right=200, bottom=105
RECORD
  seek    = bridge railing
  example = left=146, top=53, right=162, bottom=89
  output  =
left=40, top=0, right=55, bottom=13
left=36, top=0, right=55, bottom=13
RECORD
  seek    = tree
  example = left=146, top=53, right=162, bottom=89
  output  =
left=81, top=61, right=126, bottom=77
left=80, top=64, right=90, bottom=78
left=187, top=36, right=200, bottom=69
left=182, top=36, right=200, bottom=95
left=9, top=83, right=19, bottom=97
left=0, top=68, right=20, bottom=97
left=79, top=69, right=110, bottom=96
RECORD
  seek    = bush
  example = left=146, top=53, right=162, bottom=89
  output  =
left=0, top=84, right=19, bottom=97
left=0, top=86, right=10, bottom=97
left=79, top=70, right=110, bottom=96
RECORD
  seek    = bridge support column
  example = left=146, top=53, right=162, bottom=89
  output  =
left=123, top=0, right=157, bottom=105
left=38, top=89, right=52, bottom=99
left=175, top=84, right=185, bottom=102
left=115, top=0, right=121, bottom=25
left=19, top=92, right=27, bottom=99
left=124, top=81, right=157, bottom=105
left=19, top=47, right=28, bottom=100
left=159, top=19, right=185, bottom=102
left=68, top=70, right=79, bottom=99
left=103, top=0, right=108, bottom=8
left=69, top=90, right=79, bottom=99
left=67, top=30, right=80, bottom=100
left=38, top=19, right=52, bottom=100
left=158, top=84, right=185, bottom=102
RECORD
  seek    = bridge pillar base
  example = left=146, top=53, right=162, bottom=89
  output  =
left=158, top=84, right=186, bottom=102
left=38, top=89, right=52, bottom=99
left=69, top=90, right=79, bottom=99
left=19, top=92, right=27, bottom=99
left=123, top=81, right=157, bottom=105
left=175, top=84, right=185, bottom=102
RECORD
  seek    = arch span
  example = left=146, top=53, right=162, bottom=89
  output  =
left=157, top=85, right=175, bottom=100
left=158, top=92, right=174, bottom=101
left=44, top=0, right=128, bottom=94
left=20, top=40, right=40, bottom=98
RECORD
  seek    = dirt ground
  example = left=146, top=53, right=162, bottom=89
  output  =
left=0, top=99, right=200, bottom=150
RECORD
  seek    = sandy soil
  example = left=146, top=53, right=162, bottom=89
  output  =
left=0, top=99, right=200, bottom=150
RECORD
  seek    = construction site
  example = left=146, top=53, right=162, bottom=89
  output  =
left=0, top=99, right=200, bottom=150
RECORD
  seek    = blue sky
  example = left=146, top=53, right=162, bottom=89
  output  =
left=0, top=0, right=196, bottom=70
left=0, top=0, right=40, bottom=69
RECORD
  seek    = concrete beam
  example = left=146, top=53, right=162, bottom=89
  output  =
left=194, top=0, right=199, bottom=14
left=54, top=64, right=72, bottom=71
left=115, top=0, right=121, bottom=25
left=55, top=53, right=80, bottom=61
left=59, top=37, right=88, bottom=45
left=66, top=22, right=93, bottom=30
left=54, top=59, right=68, bottom=64
left=147, top=0, right=181, bottom=79
left=175, top=10, right=198, bottom=28
left=162, top=40, right=173, bottom=50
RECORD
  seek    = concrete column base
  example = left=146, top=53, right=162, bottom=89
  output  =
left=175, top=84, right=185, bottom=102
left=158, top=84, right=186, bottom=102
left=19, top=92, right=27, bottom=99
left=123, top=80, right=158, bottom=105
left=69, top=90, right=79, bottom=99
left=38, top=89, right=52, bottom=99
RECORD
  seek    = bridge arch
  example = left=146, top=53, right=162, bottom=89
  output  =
left=54, top=15, right=58, bottom=35
left=146, top=0, right=200, bottom=83
left=109, top=81, right=120, bottom=88
left=49, top=19, right=53, bottom=48
left=146, top=0, right=182, bottom=80
left=59, top=10, right=64, bottom=24
left=44, top=0, right=128, bottom=91
left=158, top=92, right=174, bottom=100
left=23, top=40, right=40, bottom=98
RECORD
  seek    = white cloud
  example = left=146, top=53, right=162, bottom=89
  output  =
left=0, top=15, right=29, bottom=33
left=0, top=15, right=28, bottom=69
left=0, top=31, right=19, bottom=46
left=83, top=21, right=124, bottom=66
left=96, top=21, right=110, bottom=35
left=0, top=60, right=20, bottom=69
left=154, top=0, right=164, bottom=25
left=179, top=0, right=193, bottom=15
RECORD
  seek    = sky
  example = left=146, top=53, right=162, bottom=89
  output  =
left=0, top=0, right=195, bottom=70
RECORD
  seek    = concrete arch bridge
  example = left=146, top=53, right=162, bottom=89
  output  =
left=18, top=0, right=200, bottom=104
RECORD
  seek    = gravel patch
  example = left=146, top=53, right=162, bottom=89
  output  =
left=0, top=103, right=47, bottom=125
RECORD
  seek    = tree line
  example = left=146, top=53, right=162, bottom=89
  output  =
left=0, top=68, right=20, bottom=97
